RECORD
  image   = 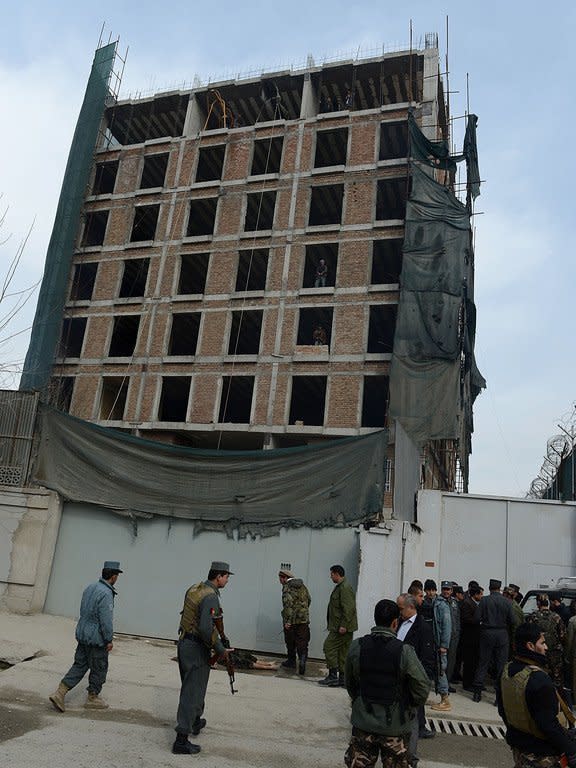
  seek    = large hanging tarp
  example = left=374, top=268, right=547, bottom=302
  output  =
left=389, top=116, right=485, bottom=444
left=20, top=43, right=117, bottom=392
left=32, top=406, right=388, bottom=538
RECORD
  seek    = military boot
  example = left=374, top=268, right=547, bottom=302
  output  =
left=84, top=692, right=109, bottom=709
left=338, top=671, right=346, bottom=687
left=191, top=717, right=206, bottom=735
left=49, top=682, right=70, bottom=713
left=317, top=668, right=339, bottom=687
left=281, top=655, right=296, bottom=670
left=472, top=687, right=482, bottom=703
left=172, top=733, right=201, bottom=755
left=430, top=694, right=451, bottom=712
left=298, top=653, right=307, bottom=676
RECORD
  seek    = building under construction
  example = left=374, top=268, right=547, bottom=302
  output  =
left=20, top=35, right=485, bottom=521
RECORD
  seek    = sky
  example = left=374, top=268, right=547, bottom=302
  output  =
left=1, top=1, right=575, bottom=498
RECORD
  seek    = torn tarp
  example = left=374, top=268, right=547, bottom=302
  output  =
left=32, top=405, right=387, bottom=537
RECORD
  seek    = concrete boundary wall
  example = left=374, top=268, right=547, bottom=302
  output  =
left=0, top=487, right=62, bottom=613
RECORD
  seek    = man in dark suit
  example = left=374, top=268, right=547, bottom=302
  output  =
left=398, top=592, right=435, bottom=766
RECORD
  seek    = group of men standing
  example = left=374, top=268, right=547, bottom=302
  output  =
left=278, top=564, right=358, bottom=685
left=47, top=559, right=576, bottom=766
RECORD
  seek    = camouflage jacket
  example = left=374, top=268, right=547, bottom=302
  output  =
left=526, top=608, right=566, bottom=652
left=281, top=578, right=311, bottom=625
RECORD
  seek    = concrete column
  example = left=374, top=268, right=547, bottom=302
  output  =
left=184, top=94, right=204, bottom=136
left=300, top=73, right=318, bottom=119
left=421, top=48, right=440, bottom=140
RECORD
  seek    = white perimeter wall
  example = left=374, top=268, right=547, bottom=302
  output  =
left=356, top=491, right=576, bottom=634
left=0, top=487, right=62, bottom=613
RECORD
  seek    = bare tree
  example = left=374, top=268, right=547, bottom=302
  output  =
left=0, top=202, right=39, bottom=388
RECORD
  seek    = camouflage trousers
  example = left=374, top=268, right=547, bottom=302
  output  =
left=511, top=747, right=563, bottom=768
left=344, top=728, right=409, bottom=768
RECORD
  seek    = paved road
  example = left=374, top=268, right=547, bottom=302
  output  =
left=0, top=612, right=510, bottom=768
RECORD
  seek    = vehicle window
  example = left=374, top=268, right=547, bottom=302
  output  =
left=522, top=595, right=538, bottom=616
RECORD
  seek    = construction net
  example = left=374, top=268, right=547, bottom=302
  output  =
left=20, top=43, right=117, bottom=392
left=32, top=405, right=388, bottom=537
left=389, top=114, right=485, bottom=445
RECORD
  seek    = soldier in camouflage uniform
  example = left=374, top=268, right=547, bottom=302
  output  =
left=526, top=594, right=566, bottom=689
left=504, top=586, right=525, bottom=657
left=497, top=622, right=576, bottom=768
left=278, top=568, right=311, bottom=675
left=344, top=599, right=430, bottom=768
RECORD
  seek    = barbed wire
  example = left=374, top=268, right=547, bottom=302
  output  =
left=527, top=403, right=576, bottom=498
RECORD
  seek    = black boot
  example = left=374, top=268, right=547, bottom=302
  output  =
left=318, top=668, right=339, bottom=687
left=472, top=688, right=482, bottom=703
left=298, top=653, right=307, bottom=676
left=338, top=671, right=346, bottom=687
left=191, top=717, right=206, bottom=736
left=172, top=733, right=201, bottom=755
left=281, top=656, right=296, bottom=669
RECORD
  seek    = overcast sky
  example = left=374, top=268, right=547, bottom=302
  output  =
left=1, top=1, right=574, bottom=498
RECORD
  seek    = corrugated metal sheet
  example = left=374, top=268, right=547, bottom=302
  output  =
left=0, top=390, right=39, bottom=486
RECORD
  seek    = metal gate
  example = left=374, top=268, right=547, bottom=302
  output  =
left=43, top=502, right=359, bottom=657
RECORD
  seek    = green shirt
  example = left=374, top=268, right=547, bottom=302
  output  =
left=327, top=578, right=358, bottom=632
left=345, top=626, right=430, bottom=736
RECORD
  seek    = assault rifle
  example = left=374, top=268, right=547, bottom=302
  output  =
left=210, top=615, right=237, bottom=694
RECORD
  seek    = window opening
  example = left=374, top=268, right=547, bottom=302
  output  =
left=99, top=377, right=129, bottom=420
left=251, top=137, right=283, bottom=175
left=196, top=145, right=226, bottom=182
left=169, top=313, right=201, bottom=356
left=379, top=122, right=408, bottom=161
left=367, top=305, right=397, bottom=353
left=92, top=161, right=118, bottom=195
left=130, top=204, right=160, bottom=241
left=187, top=198, right=218, bottom=236
left=105, top=94, right=188, bottom=146
left=236, top=249, right=268, bottom=291
left=50, top=376, right=75, bottom=412
left=178, top=253, right=209, bottom=294
left=309, top=184, right=343, bottom=226
left=244, top=191, right=276, bottom=231
left=58, top=317, right=87, bottom=358
left=362, top=375, right=389, bottom=427
left=159, top=376, right=191, bottom=422
left=303, top=243, right=337, bottom=288
left=314, top=128, right=348, bottom=167
left=228, top=310, right=263, bottom=355
left=140, top=153, right=169, bottom=188
left=81, top=210, right=109, bottom=247
left=119, top=258, right=149, bottom=298
left=70, top=262, right=98, bottom=300
left=371, top=240, right=403, bottom=284
left=199, top=76, right=303, bottom=130
left=376, top=179, right=407, bottom=221
left=108, top=315, right=140, bottom=357
left=289, top=376, right=327, bottom=426
left=297, top=307, right=333, bottom=348
left=218, top=376, right=255, bottom=423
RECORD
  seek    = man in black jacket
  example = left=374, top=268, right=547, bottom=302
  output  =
left=460, top=584, right=482, bottom=691
left=497, top=622, right=576, bottom=768
left=398, top=592, right=436, bottom=765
